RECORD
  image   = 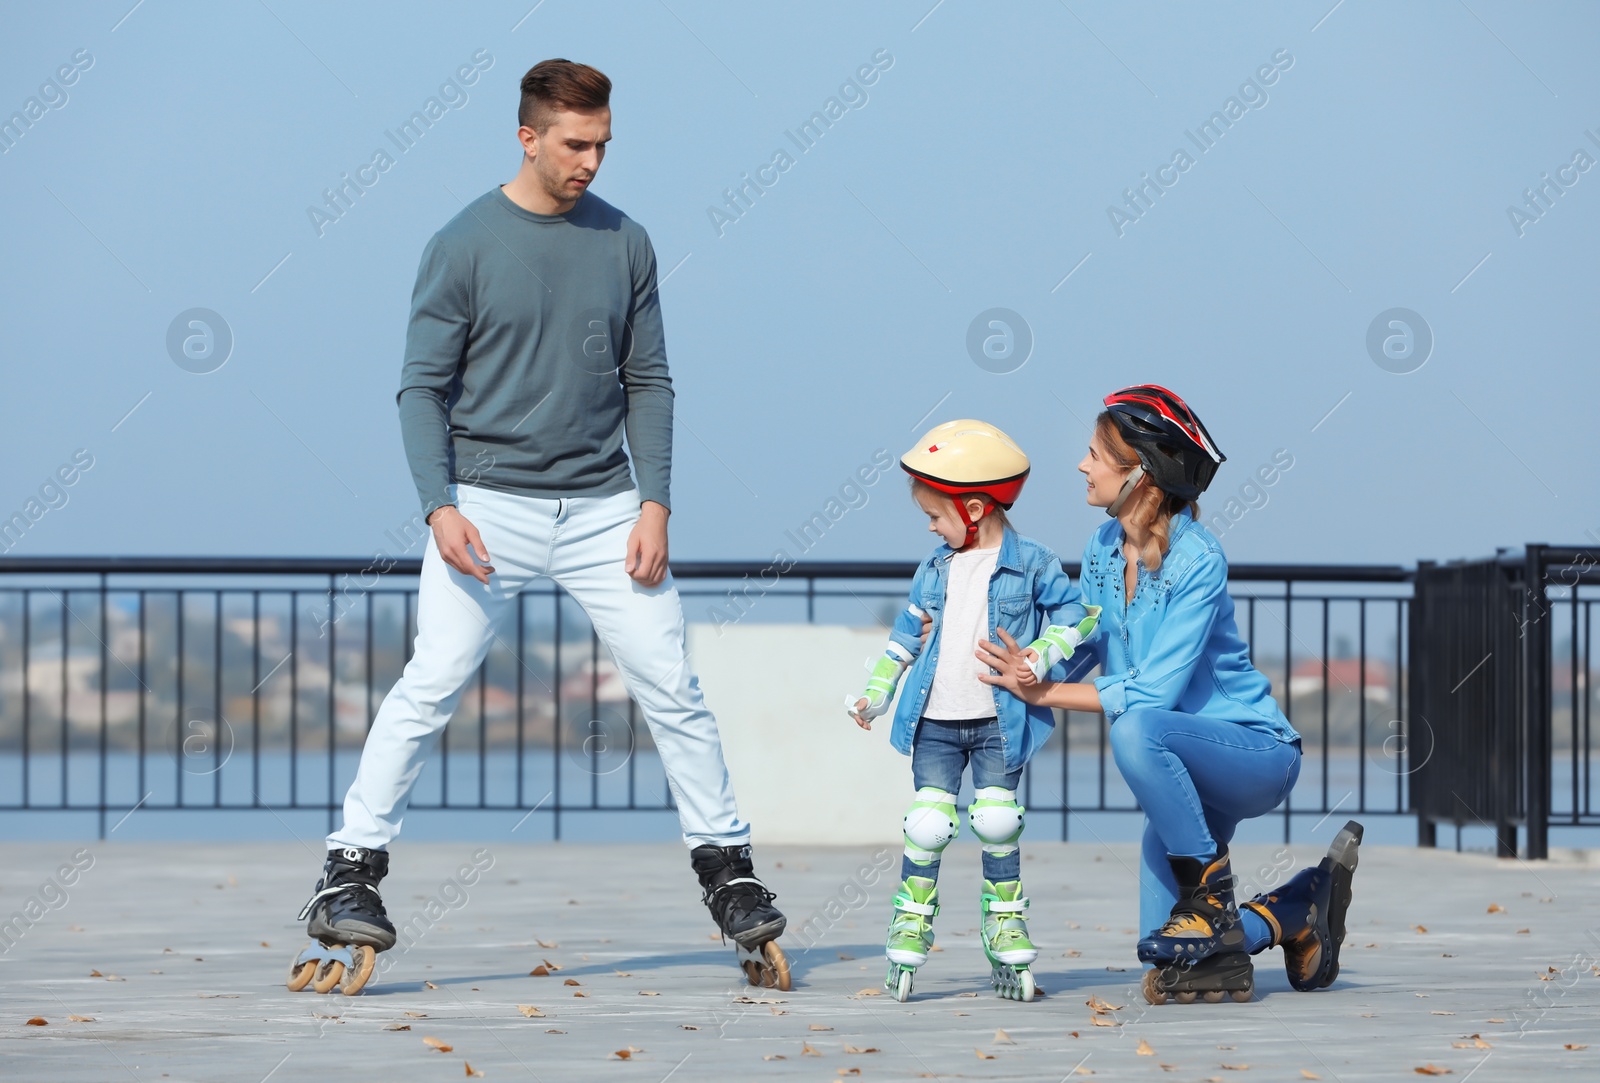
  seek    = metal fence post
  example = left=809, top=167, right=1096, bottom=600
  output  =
left=1523, top=544, right=1551, bottom=860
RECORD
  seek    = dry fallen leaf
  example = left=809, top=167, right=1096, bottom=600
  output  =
left=1517, top=928, right=1531, bottom=935
left=1086, top=995, right=1123, bottom=1013
left=1090, top=1016, right=1119, bottom=1028
left=680, top=1025, right=698, bottom=1031
left=762, top=1054, right=785, bottom=1061
left=465, top=1063, right=484, bottom=1078
left=1487, top=903, right=1506, bottom=914
left=810, top=1024, right=833, bottom=1031
left=850, top=988, right=883, bottom=999
left=1430, top=1010, right=1456, bottom=1016
left=25, top=1017, right=47, bottom=1026
left=1413, top=1067, right=1452, bottom=1076
left=422, top=1036, right=453, bottom=1053
left=638, top=991, right=659, bottom=997
left=403, top=1011, right=427, bottom=1018
left=546, top=1029, right=565, bottom=1034
left=1220, top=1065, right=1251, bottom=1071
left=613, top=970, right=632, bottom=978
left=383, top=1024, right=411, bottom=1031
left=994, top=1028, right=1014, bottom=1044
left=1413, top=925, right=1428, bottom=934
left=837, top=1070, right=861, bottom=1077
left=1137, top=1038, right=1156, bottom=1056
left=572, top=991, right=587, bottom=998
left=843, top=1045, right=878, bottom=1054
left=516, top=1005, right=544, bottom=1018
left=838, top=952, right=855, bottom=960
left=536, top=939, right=558, bottom=948
left=1487, top=1018, right=1506, bottom=1024
left=562, top=978, right=581, bottom=987
left=1566, top=1044, right=1589, bottom=1051
left=68, top=1015, right=94, bottom=1023
left=801, top=1043, right=821, bottom=1057
left=424, top=981, right=439, bottom=990
left=976, top=1049, right=997, bottom=1060
left=611, top=1047, right=642, bottom=1060
left=1301, top=1073, right=1320, bottom=1080
left=767, top=1007, right=786, bottom=1016
left=529, top=966, right=552, bottom=977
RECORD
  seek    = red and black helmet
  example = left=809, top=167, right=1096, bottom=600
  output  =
left=1103, top=384, right=1226, bottom=500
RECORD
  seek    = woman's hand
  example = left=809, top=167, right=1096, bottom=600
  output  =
left=977, top=628, right=1047, bottom=703
left=919, top=610, right=932, bottom=644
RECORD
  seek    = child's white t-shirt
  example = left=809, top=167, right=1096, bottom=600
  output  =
left=923, top=545, right=1002, bottom=720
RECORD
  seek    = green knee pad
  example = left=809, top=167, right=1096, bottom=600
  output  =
left=902, top=788, right=959, bottom=866
left=968, top=786, right=1024, bottom=856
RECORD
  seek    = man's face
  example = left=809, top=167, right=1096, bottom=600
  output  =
left=528, top=106, right=610, bottom=209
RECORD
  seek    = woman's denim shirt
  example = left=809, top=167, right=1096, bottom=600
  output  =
left=885, top=526, right=1093, bottom=772
left=1063, top=511, right=1299, bottom=743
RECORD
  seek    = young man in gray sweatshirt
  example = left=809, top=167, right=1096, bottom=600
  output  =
left=290, top=60, right=788, bottom=996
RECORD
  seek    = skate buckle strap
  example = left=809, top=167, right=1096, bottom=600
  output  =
left=985, top=898, right=1028, bottom=913
left=295, top=882, right=378, bottom=922
left=892, top=893, right=938, bottom=917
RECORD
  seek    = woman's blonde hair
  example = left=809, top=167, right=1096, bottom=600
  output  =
left=1095, top=412, right=1198, bottom=572
left=909, top=478, right=1011, bottom=533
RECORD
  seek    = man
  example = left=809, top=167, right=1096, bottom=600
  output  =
left=289, top=59, right=786, bottom=996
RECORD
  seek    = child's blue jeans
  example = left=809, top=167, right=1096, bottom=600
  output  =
left=902, top=717, right=1025, bottom=884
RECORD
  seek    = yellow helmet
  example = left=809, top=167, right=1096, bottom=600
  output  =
left=901, top=420, right=1030, bottom=548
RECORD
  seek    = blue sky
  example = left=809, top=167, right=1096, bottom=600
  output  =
left=2, top=0, right=1596, bottom=567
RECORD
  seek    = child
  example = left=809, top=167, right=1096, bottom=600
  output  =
left=846, top=420, right=1099, bottom=1003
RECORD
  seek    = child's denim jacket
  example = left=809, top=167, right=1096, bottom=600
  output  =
left=885, top=526, right=1094, bottom=772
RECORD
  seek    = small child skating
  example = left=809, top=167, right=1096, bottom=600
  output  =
left=846, top=421, right=1099, bottom=1003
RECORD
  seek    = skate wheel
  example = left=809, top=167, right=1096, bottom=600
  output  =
left=1017, top=969, right=1035, bottom=1003
left=1230, top=988, right=1253, bottom=1003
left=1174, top=990, right=1197, bottom=1005
left=1141, top=969, right=1168, bottom=1006
left=760, top=941, right=791, bottom=992
left=1203, top=990, right=1225, bottom=1003
left=339, top=945, right=377, bottom=996
left=287, top=958, right=317, bottom=992
left=312, top=957, right=345, bottom=994
left=741, top=960, right=762, bottom=986
left=894, top=967, right=912, bottom=1003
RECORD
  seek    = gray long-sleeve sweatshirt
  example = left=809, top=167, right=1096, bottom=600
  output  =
left=397, top=187, right=674, bottom=520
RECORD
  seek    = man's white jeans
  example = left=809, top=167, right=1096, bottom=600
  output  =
left=330, top=484, right=749, bottom=851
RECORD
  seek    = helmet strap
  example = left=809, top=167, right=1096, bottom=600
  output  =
left=1105, top=465, right=1145, bottom=519
left=952, top=495, right=993, bottom=550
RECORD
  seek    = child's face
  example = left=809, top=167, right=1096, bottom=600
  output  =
left=915, top=489, right=985, bottom=549
left=1078, top=431, right=1129, bottom=510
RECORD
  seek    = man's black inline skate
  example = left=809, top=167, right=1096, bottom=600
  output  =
left=288, top=846, right=397, bottom=996
left=691, top=844, right=790, bottom=990
left=1138, top=850, right=1254, bottom=1004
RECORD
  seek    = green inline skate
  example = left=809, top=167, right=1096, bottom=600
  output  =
left=981, top=880, right=1038, bottom=1001
left=883, top=877, right=938, bottom=1003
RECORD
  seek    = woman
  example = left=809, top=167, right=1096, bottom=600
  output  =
left=978, top=384, right=1361, bottom=1004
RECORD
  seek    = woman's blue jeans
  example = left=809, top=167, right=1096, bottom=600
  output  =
left=1109, top=707, right=1301, bottom=944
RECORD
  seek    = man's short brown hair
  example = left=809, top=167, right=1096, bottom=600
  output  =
left=519, top=59, right=611, bottom=134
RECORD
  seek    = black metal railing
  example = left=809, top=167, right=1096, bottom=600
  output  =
left=1408, top=545, right=1600, bottom=858
left=0, top=556, right=1433, bottom=846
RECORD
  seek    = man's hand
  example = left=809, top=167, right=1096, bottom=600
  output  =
left=429, top=505, right=494, bottom=584
left=626, top=501, right=670, bottom=587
